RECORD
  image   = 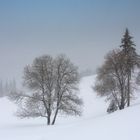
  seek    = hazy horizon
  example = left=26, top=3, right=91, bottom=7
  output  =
left=0, top=0, right=140, bottom=86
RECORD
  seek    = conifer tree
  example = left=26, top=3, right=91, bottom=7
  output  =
left=120, top=28, right=139, bottom=106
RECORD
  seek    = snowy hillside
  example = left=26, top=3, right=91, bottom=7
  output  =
left=0, top=75, right=140, bottom=140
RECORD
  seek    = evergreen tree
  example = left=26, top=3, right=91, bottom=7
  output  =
left=120, top=28, right=140, bottom=106
left=94, top=29, right=140, bottom=112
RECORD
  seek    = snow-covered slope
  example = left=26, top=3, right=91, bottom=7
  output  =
left=0, top=75, right=140, bottom=140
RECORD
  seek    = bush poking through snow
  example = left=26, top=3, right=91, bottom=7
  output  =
left=107, top=100, right=118, bottom=113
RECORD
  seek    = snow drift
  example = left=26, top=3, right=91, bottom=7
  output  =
left=0, top=75, right=140, bottom=140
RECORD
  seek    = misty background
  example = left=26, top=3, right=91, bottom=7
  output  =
left=0, top=0, right=140, bottom=87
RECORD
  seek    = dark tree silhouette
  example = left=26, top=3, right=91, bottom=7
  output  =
left=120, top=28, right=140, bottom=106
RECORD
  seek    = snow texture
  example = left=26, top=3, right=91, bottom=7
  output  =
left=0, top=75, right=140, bottom=140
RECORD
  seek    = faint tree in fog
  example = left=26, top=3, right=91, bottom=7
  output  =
left=0, top=80, right=4, bottom=97
left=0, top=79, right=16, bottom=97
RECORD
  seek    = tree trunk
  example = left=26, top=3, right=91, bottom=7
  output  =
left=51, top=108, right=59, bottom=125
left=47, top=115, right=51, bottom=125
left=120, top=87, right=125, bottom=110
left=120, top=100, right=124, bottom=110
left=127, top=74, right=130, bottom=107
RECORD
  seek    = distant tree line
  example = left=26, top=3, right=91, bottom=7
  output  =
left=0, top=80, right=16, bottom=97
left=94, top=29, right=140, bottom=113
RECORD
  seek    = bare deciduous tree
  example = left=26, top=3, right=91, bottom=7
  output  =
left=94, top=49, right=129, bottom=110
left=51, top=55, right=82, bottom=125
left=10, top=54, right=82, bottom=125
left=94, top=47, right=140, bottom=112
left=94, top=29, right=140, bottom=112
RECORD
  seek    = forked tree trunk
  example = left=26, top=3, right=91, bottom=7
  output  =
left=51, top=108, right=59, bottom=125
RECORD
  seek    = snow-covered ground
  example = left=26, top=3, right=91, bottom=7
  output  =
left=0, top=75, right=140, bottom=140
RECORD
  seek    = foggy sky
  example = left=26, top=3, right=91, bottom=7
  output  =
left=0, top=0, right=140, bottom=86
